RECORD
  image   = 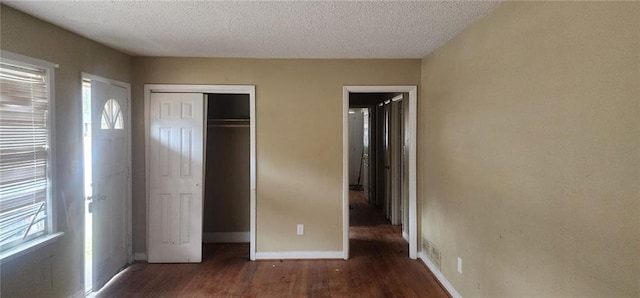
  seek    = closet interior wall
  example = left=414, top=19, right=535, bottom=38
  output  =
left=204, top=94, right=250, bottom=241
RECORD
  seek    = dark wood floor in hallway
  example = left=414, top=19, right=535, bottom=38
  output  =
left=96, top=191, right=449, bottom=297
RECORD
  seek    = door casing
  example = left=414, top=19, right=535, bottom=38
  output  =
left=144, top=84, right=257, bottom=261
left=343, top=86, right=418, bottom=260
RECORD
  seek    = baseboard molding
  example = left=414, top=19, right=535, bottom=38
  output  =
left=203, top=232, right=250, bottom=243
left=402, top=231, right=409, bottom=242
left=418, top=252, right=462, bottom=298
left=255, top=251, right=344, bottom=260
left=133, top=252, right=147, bottom=261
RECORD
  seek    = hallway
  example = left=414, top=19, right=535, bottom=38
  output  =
left=94, top=191, right=448, bottom=297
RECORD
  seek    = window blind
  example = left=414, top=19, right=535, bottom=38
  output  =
left=0, top=61, right=50, bottom=250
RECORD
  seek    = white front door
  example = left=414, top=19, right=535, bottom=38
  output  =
left=148, top=92, right=204, bottom=263
left=91, top=80, right=129, bottom=290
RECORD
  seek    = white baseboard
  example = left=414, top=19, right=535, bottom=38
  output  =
left=133, top=252, right=147, bottom=261
left=255, top=251, right=344, bottom=260
left=418, top=252, right=462, bottom=298
left=203, top=232, right=250, bottom=243
left=402, top=231, right=409, bottom=242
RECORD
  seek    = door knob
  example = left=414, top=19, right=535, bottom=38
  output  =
left=88, top=194, right=107, bottom=201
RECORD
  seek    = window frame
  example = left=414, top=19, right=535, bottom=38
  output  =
left=0, top=50, right=62, bottom=262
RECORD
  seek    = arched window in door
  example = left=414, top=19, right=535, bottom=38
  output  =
left=101, top=99, right=124, bottom=129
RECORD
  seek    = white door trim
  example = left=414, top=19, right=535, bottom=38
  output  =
left=144, top=84, right=257, bottom=261
left=81, top=72, right=133, bottom=263
left=343, top=86, right=418, bottom=260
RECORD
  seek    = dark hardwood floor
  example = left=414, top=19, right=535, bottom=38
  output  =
left=95, top=191, right=449, bottom=297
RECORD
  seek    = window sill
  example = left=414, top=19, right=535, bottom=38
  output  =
left=0, top=232, right=64, bottom=263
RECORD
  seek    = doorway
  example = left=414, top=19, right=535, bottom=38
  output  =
left=81, top=73, right=132, bottom=294
left=342, top=86, right=417, bottom=259
left=144, top=85, right=256, bottom=262
left=203, top=94, right=251, bottom=244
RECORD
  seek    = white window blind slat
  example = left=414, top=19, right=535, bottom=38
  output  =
left=0, top=61, right=51, bottom=250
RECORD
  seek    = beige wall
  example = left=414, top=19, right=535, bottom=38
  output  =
left=132, top=58, right=421, bottom=253
left=419, top=1, right=639, bottom=297
left=0, top=5, right=131, bottom=297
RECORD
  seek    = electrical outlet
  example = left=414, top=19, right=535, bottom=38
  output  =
left=457, top=257, right=463, bottom=274
left=296, top=224, right=304, bottom=235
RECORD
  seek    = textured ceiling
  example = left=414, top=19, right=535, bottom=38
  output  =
left=4, top=1, right=502, bottom=58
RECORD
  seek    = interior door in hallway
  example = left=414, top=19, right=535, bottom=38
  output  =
left=148, top=92, right=204, bottom=263
left=91, top=80, right=129, bottom=290
left=383, top=103, right=391, bottom=220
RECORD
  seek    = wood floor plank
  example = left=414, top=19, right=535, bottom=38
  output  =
left=96, top=191, right=449, bottom=297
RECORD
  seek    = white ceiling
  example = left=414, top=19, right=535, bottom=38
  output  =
left=4, top=1, right=502, bottom=58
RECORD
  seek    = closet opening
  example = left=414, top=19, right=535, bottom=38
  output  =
left=146, top=84, right=256, bottom=263
left=203, top=93, right=251, bottom=258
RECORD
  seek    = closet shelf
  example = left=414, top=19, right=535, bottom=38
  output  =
left=208, top=118, right=249, bottom=122
left=208, top=119, right=250, bottom=128
left=209, top=124, right=249, bottom=128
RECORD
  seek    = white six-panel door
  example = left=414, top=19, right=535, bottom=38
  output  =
left=148, top=92, right=204, bottom=263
